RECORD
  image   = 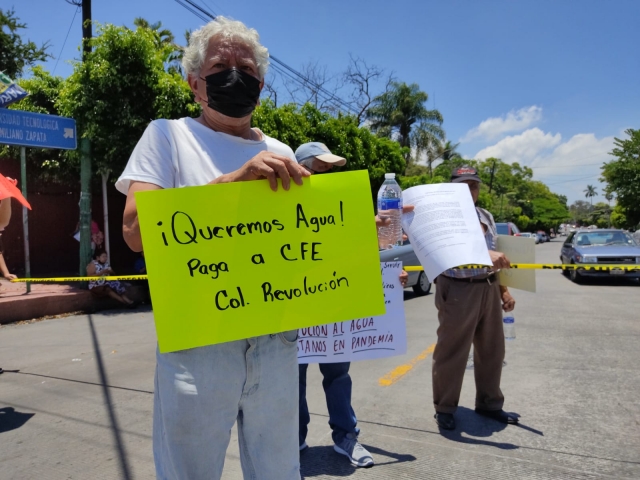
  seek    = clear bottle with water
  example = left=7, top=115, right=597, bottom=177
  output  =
left=503, top=315, right=516, bottom=340
left=377, top=173, right=403, bottom=249
left=503, top=315, right=515, bottom=367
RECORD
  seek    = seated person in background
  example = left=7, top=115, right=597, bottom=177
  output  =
left=87, top=249, right=135, bottom=307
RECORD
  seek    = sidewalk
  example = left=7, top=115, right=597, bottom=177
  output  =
left=0, top=279, right=146, bottom=325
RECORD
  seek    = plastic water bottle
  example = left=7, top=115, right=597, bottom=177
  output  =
left=503, top=315, right=516, bottom=340
left=377, top=173, right=403, bottom=249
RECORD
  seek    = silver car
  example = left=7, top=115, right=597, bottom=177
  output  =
left=559, top=229, right=640, bottom=283
left=379, top=242, right=432, bottom=296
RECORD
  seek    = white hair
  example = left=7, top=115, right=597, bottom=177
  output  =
left=182, top=16, right=269, bottom=79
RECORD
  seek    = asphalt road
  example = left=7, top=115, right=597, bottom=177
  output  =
left=1, top=239, right=639, bottom=479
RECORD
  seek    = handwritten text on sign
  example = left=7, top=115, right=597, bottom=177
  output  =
left=136, top=170, right=385, bottom=353
left=298, top=262, right=407, bottom=363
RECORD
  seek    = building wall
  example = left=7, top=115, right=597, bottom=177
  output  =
left=1, top=158, right=139, bottom=277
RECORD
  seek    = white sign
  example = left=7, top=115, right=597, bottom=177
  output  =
left=297, top=262, right=407, bottom=364
left=401, top=183, right=492, bottom=281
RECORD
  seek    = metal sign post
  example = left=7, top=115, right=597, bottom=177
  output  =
left=20, top=147, right=30, bottom=293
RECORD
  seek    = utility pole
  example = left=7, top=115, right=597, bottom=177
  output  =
left=68, top=0, right=93, bottom=276
left=488, top=159, right=496, bottom=194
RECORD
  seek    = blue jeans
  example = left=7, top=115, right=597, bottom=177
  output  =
left=153, top=332, right=300, bottom=480
left=298, top=362, right=359, bottom=445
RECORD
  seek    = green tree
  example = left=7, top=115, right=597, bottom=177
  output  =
left=584, top=184, right=598, bottom=209
left=253, top=100, right=406, bottom=203
left=601, top=128, right=640, bottom=227
left=57, top=22, right=199, bottom=178
left=0, top=8, right=51, bottom=78
left=365, top=81, right=444, bottom=168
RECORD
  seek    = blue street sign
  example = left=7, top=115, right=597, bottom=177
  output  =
left=0, top=109, right=77, bottom=150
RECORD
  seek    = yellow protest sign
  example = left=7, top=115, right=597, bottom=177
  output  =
left=136, top=170, right=385, bottom=353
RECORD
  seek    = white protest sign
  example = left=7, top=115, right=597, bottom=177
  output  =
left=401, top=183, right=492, bottom=281
left=297, top=262, right=407, bottom=363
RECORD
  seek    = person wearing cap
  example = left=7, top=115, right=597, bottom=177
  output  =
left=432, top=166, right=517, bottom=431
left=118, top=17, right=309, bottom=480
left=294, top=142, right=347, bottom=173
left=294, top=142, right=375, bottom=467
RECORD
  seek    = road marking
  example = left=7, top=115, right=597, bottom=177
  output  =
left=379, top=343, right=436, bottom=386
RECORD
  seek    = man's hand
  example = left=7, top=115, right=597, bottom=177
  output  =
left=489, top=250, right=511, bottom=270
left=210, top=151, right=310, bottom=192
left=376, top=205, right=415, bottom=229
left=3, top=272, right=17, bottom=280
left=399, top=269, right=408, bottom=287
left=501, top=288, right=515, bottom=312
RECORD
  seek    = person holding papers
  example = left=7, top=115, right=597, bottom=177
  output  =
left=117, top=17, right=310, bottom=480
left=432, top=166, right=517, bottom=431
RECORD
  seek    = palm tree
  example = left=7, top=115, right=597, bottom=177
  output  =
left=366, top=81, right=444, bottom=166
left=604, top=191, right=614, bottom=205
left=133, top=18, right=183, bottom=73
left=584, top=185, right=598, bottom=210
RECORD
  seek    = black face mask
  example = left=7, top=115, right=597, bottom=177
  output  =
left=201, top=68, right=261, bottom=118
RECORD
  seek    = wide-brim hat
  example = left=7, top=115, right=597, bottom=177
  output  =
left=294, top=142, right=346, bottom=167
left=451, top=166, right=481, bottom=183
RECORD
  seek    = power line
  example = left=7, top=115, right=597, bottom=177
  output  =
left=53, top=6, right=81, bottom=75
left=531, top=161, right=607, bottom=169
left=545, top=174, right=601, bottom=186
left=173, top=0, right=359, bottom=114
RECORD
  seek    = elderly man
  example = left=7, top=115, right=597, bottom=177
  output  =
left=117, top=17, right=309, bottom=480
left=432, top=166, right=517, bottom=431
left=295, top=142, right=373, bottom=467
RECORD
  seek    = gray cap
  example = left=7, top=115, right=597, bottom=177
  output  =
left=294, top=142, right=346, bottom=166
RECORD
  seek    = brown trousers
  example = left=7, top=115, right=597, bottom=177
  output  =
left=432, top=275, right=505, bottom=414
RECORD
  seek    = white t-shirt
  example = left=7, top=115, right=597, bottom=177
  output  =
left=115, top=117, right=295, bottom=193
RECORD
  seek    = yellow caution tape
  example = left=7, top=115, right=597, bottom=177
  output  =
left=10, top=275, right=148, bottom=283
left=404, top=263, right=640, bottom=272
left=9, top=263, right=640, bottom=283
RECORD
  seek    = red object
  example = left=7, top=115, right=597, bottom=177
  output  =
left=0, top=174, right=31, bottom=210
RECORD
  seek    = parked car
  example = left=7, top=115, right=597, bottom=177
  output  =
left=515, top=232, right=538, bottom=243
left=496, top=222, right=520, bottom=236
left=379, top=242, right=431, bottom=296
left=559, top=229, right=640, bottom=283
left=514, top=232, right=538, bottom=243
left=536, top=230, right=550, bottom=242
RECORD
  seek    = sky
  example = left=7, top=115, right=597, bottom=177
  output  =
left=12, top=0, right=640, bottom=204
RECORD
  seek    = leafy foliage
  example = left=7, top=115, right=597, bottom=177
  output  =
left=253, top=100, right=406, bottom=202
left=56, top=22, right=199, bottom=176
left=601, top=128, right=640, bottom=228
left=366, top=81, right=443, bottom=167
left=0, top=8, right=51, bottom=79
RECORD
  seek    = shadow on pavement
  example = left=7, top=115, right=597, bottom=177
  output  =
left=301, top=443, right=416, bottom=478
left=437, top=406, right=520, bottom=450
left=0, top=407, right=35, bottom=434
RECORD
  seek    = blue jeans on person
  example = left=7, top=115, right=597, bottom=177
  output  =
left=153, top=331, right=300, bottom=480
left=298, top=362, right=359, bottom=445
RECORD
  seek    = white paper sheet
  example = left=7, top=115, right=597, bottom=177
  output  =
left=297, top=262, right=407, bottom=364
left=401, top=183, right=492, bottom=281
